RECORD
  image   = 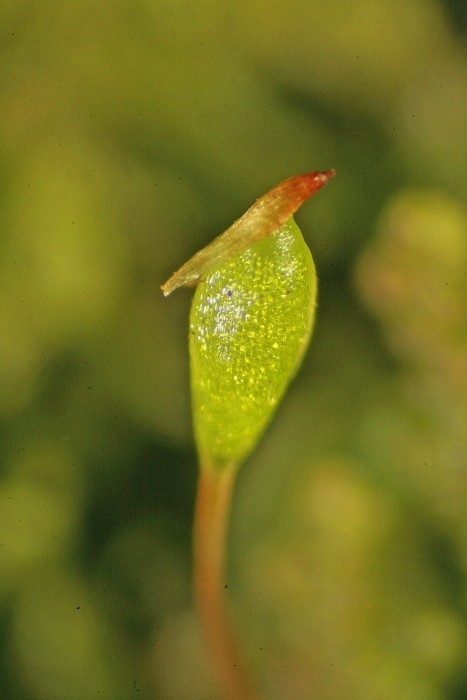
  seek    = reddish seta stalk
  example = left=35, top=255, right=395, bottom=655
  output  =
left=193, top=466, right=260, bottom=700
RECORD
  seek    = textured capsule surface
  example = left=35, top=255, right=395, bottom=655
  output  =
left=189, top=217, right=316, bottom=469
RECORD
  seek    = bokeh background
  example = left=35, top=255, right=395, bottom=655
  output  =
left=1, top=1, right=466, bottom=698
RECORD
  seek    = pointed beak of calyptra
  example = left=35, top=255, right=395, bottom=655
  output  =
left=314, top=169, right=336, bottom=187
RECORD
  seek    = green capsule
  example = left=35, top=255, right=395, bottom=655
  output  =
left=189, top=217, right=316, bottom=470
left=162, top=170, right=334, bottom=471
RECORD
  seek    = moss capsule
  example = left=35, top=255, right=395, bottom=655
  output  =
left=162, top=170, right=334, bottom=470
left=190, top=217, right=316, bottom=469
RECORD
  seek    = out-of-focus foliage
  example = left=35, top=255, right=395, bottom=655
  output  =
left=0, top=1, right=466, bottom=698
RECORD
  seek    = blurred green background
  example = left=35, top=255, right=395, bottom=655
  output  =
left=1, top=1, right=466, bottom=698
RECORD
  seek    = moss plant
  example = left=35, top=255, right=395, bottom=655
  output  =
left=162, top=170, right=334, bottom=699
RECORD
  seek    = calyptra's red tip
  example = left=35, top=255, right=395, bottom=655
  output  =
left=308, top=169, right=336, bottom=187
left=295, top=169, right=335, bottom=198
